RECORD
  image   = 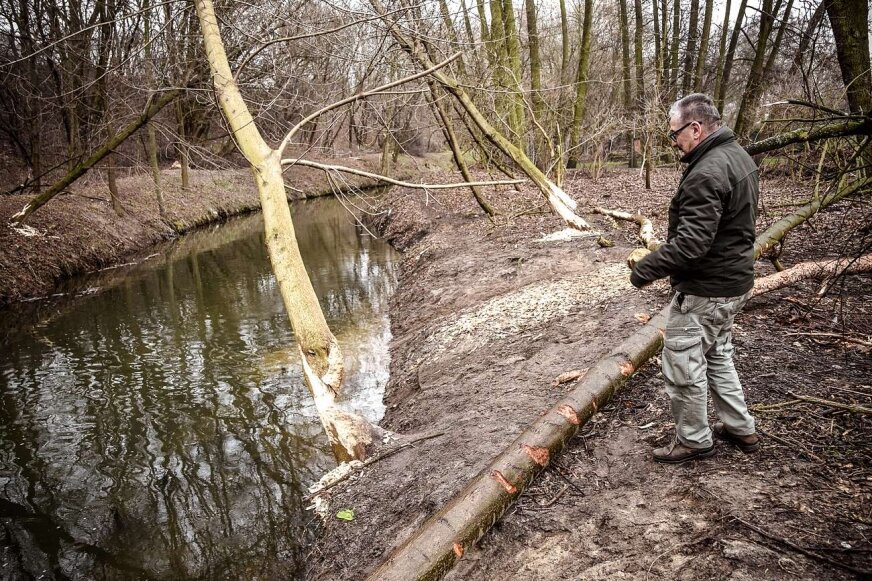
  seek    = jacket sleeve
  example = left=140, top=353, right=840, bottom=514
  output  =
left=632, top=171, right=724, bottom=285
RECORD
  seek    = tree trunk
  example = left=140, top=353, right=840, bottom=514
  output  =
left=567, top=0, right=594, bottom=169
left=762, top=0, right=794, bottom=84
left=176, top=102, right=191, bottom=190
left=619, top=0, right=634, bottom=167
left=143, top=0, right=165, bottom=218
left=692, top=0, right=713, bottom=92
left=744, top=117, right=872, bottom=156
left=459, top=0, right=476, bottom=47
left=789, top=3, right=826, bottom=76
left=525, top=0, right=546, bottom=167
left=559, top=0, right=570, bottom=84
left=633, top=0, right=646, bottom=101
left=501, top=0, right=525, bottom=147
left=11, top=89, right=182, bottom=226
left=488, top=0, right=509, bottom=125
left=752, top=253, right=872, bottom=296
left=107, top=146, right=123, bottom=217
left=367, top=311, right=668, bottom=581
left=652, top=0, right=662, bottom=92
left=733, top=0, right=775, bottom=138
left=823, top=0, right=872, bottom=115
left=715, top=0, right=747, bottom=113
left=437, top=0, right=466, bottom=77
left=712, top=0, right=732, bottom=105
left=193, top=0, right=378, bottom=462
left=668, top=0, right=681, bottom=100
left=681, top=0, right=700, bottom=96
left=428, top=81, right=496, bottom=217
left=754, top=177, right=870, bottom=257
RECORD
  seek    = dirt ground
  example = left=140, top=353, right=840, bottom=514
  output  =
left=0, top=151, right=420, bottom=305
left=308, top=166, right=872, bottom=580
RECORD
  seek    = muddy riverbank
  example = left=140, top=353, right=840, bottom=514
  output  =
left=0, top=153, right=421, bottom=305
left=308, top=167, right=871, bottom=580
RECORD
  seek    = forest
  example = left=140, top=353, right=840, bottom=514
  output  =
left=0, top=0, right=871, bottom=579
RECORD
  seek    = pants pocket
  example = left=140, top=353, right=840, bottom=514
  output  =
left=663, top=331, right=704, bottom=387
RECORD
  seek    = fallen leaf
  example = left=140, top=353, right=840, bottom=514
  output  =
left=635, top=312, right=651, bottom=323
left=336, top=509, right=355, bottom=521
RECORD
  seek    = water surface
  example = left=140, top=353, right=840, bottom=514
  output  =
left=0, top=197, right=398, bottom=579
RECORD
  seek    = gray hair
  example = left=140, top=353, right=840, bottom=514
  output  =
left=669, top=93, right=722, bottom=129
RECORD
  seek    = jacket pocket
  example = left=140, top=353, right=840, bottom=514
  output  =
left=662, top=331, right=704, bottom=387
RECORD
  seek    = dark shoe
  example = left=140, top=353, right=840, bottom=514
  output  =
left=713, top=422, right=761, bottom=453
left=653, top=440, right=716, bottom=464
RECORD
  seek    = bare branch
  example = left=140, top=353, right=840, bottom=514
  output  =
left=281, top=158, right=524, bottom=190
left=233, top=4, right=417, bottom=82
left=276, top=52, right=462, bottom=157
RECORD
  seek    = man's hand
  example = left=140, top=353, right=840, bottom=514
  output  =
left=626, top=248, right=651, bottom=270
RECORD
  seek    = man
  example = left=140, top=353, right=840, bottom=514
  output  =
left=628, top=93, right=761, bottom=464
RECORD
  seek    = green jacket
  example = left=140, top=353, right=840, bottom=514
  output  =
left=631, top=127, right=758, bottom=296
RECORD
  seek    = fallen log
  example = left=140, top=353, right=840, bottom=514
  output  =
left=752, top=253, right=872, bottom=297
left=366, top=312, right=667, bottom=581
left=744, top=117, right=872, bottom=156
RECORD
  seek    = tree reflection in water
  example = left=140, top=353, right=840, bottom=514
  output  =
left=0, top=197, right=397, bottom=579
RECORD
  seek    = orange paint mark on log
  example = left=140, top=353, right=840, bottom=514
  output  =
left=453, top=543, right=464, bottom=558
left=491, top=470, right=518, bottom=494
left=635, top=312, right=651, bottom=323
left=557, top=405, right=580, bottom=425
left=521, top=444, right=550, bottom=466
left=619, top=361, right=635, bottom=376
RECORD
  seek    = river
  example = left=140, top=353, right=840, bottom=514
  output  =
left=0, top=196, right=398, bottom=579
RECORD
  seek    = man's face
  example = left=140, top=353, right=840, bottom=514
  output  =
left=668, top=117, right=701, bottom=155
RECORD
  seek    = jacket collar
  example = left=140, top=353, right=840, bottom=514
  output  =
left=680, top=126, right=735, bottom=165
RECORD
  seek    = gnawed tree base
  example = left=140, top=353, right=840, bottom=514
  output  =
left=752, top=253, right=872, bottom=297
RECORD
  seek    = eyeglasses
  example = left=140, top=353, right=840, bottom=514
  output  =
left=668, top=121, right=693, bottom=141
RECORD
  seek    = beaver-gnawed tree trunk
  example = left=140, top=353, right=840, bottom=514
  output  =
left=194, top=0, right=378, bottom=462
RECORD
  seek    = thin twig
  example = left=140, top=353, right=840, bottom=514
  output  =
left=757, top=428, right=825, bottom=463
left=277, top=53, right=462, bottom=156
left=787, top=392, right=872, bottom=415
left=304, top=432, right=445, bottom=500
left=785, top=332, right=872, bottom=348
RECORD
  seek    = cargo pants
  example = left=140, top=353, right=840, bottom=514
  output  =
left=662, top=290, right=756, bottom=449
